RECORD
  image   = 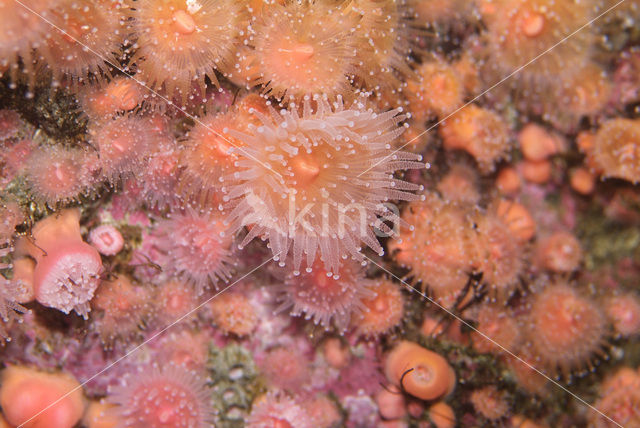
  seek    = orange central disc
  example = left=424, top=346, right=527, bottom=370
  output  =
left=62, top=20, right=86, bottom=44
left=172, top=10, right=196, bottom=35
left=292, top=43, right=315, bottom=61
left=373, top=296, right=389, bottom=312
left=290, top=155, right=321, bottom=186
left=521, top=11, right=545, bottom=37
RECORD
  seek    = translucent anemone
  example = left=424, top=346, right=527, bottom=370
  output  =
left=221, top=96, right=424, bottom=274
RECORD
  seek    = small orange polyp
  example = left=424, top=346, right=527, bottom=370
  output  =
left=172, top=10, right=196, bottom=35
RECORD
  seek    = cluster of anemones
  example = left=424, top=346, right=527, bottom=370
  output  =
left=477, top=0, right=609, bottom=123
left=391, top=159, right=622, bottom=399
left=0, top=362, right=216, bottom=428
left=2, top=0, right=424, bottom=105
left=0, top=0, right=431, bottom=335
left=391, top=193, right=529, bottom=307
left=1, top=92, right=424, bottom=339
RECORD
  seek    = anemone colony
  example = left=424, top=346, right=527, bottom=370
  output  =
left=0, top=0, right=640, bottom=427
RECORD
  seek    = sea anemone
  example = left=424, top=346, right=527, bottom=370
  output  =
left=179, top=108, right=245, bottom=202
left=436, top=162, right=480, bottom=205
left=302, top=394, right=342, bottom=428
left=471, top=304, right=521, bottom=355
left=275, top=259, right=375, bottom=332
left=79, top=76, right=144, bottom=120
left=322, top=337, right=351, bottom=369
left=221, top=96, right=423, bottom=274
left=109, top=363, right=215, bottom=428
left=88, top=114, right=168, bottom=185
left=495, top=166, right=521, bottom=195
left=15, top=209, right=102, bottom=318
left=384, top=341, right=456, bottom=401
left=428, top=401, right=456, bottom=428
left=517, top=123, right=562, bottom=162
left=473, top=210, right=526, bottom=302
left=1, top=138, right=37, bottom=186
left=524, top=282, right=608, bottom=376
left=258, top=346, right=311, bottom=393
left=179, top=95, right=267, bottom=206
left=88, top=224, right=124, bottom=256
left=348, top=0, right=422, bottom=93
left=246, top=0, right=359, bottom=101
left=24, top=144, right=97, bottom=207
left=590, top=368, right=640, bottom=428
left=407, top=59, right=465, bottom=122
left=42, top=0, right=124, bottom=84
left=0, top=0, right=54, bottom=85
left=534, top=231, right=583, bottom=273
left=570, top=167, right=596, bottom=195
left=138, top=138, right=182, bottom=210
left=127, top=0, right=246, bottom=102
left=479, top=0, right=598, bottom=105
left=0, top=110, right=23, bottom=141
left=604, top=293, right=640, bottom=338
left=154, top=329, right=211, bottom=370
left=495, top=199, right=536, bottom=242
left=152, top=280, right=201, bottom=326
left=0, top=277, right=27, bottom=341
left=352, top=279, right=405, bottom=337
left=390, top=194, right=477, bottom=308
left=148, top=209, right=235, bottom=295
left=375, top=386, right=407, bottom=420
left=470, top=385, right=509, bottom=421
left=521, top=158, right=552, bottom=184
left=246, top=391, right=312, bottom=428
left=90, top=275, right=152, bottom=346
left=439, top=104, right=510, bottom=173
left=590, top=118, right=640, bottom=184
left=554, top=63, right=612, bottom=127
left=208, top=290, right=258, bottom=336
